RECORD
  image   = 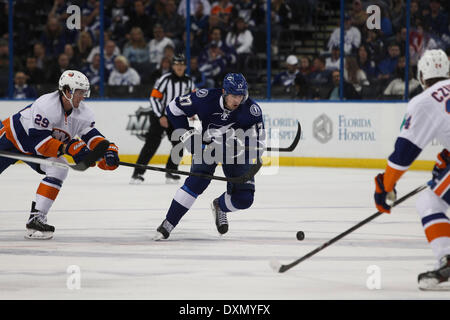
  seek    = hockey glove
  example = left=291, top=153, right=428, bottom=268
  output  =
left=98, top=143, right=119, bottom=170
left=374, top=173, right=397, bottom=214
left=432, top=149, right=450, bottom=180
left=65, top=139, right=92, bottom=164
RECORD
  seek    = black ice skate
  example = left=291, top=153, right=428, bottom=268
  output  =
left=153, top=219, right=174, bottom=241
left=211, top=198, right=228, bottom=235
left=418, top=255, right=450, bottom=291
left=165, top=172, right=181, bottom=184
left=130, top=174, right=144, bottom=185
left=25, top=202, right=55, bottom=240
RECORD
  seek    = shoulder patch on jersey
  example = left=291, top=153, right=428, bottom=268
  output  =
left=249, top=104, right=262, bottom=117
left=196, top=88, right=208, bottom=98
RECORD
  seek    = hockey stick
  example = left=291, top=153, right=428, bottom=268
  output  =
left=119, top=157, right=262, bottom=183
left=270, top=183, right=429, bottom=273
left=266, top=121, right=301, bottom=152
left=0, top=139, right=110, bottom=172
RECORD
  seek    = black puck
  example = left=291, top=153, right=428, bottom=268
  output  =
left=296, top=231, right=305, bottom=241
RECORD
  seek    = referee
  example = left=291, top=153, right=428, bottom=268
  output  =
left=130, top=53, right=196, bottom=184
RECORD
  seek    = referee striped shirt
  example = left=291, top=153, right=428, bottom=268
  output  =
left=149, top=72, right=196, bottom=117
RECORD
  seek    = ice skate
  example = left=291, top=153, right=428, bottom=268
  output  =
left=25, top=214, right=55, bottom=240
left=130, top=174, right=144, bottom=185
left=211, top=198, right=228, bottom=235
left=165, top=172, right=181, bottom=184
left=153, top=219, right=174, bottom=241
left=418, top=255, right=450, bottom=291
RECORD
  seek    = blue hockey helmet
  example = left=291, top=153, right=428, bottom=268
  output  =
left=222, top=73, right=248, bottom=103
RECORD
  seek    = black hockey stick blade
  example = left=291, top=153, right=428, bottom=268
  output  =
left=0, top=139, right=110, bottom=172
left=265, top=121, right=301, bottom=152
left=119, top=157, right=262, bottom=183
left=270, top=183, right=428, bottom=273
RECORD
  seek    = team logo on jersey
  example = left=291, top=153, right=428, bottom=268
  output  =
left=250, top=104, right=261, bottom=117
left=126, top=106, right=152, bottom=141
left=68, top=72, right=74, bottom=77
left=196, top=89, right=208, bottom=98
left=52, top=128, right=71, bottom=143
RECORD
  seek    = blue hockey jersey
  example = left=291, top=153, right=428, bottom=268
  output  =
left=166, top=88, right=265, bottom=146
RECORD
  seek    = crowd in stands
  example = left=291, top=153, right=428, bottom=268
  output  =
left=272, top=0, right=450, bottom=100
left=0, top=0, right=449, bottom=100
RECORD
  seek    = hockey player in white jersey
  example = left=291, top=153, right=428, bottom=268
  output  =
left=0, top=70, right=120, bottom=240
left=374, top=49, right=450, bottom=290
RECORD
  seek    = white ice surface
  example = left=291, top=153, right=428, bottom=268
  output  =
left=0, top=164, right=449, bottom=300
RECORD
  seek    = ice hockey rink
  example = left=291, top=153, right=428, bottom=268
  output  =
left=0, top=163, right=449, bottom=300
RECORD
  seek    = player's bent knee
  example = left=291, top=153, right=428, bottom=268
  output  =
left=231, top=191, right=254, bottom=210
left=416, top=188, right=448, bottom=218
left=43, top=157, right=69, bottom=181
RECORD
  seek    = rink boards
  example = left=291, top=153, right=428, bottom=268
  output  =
left=0, top=100, right=441, bottom=170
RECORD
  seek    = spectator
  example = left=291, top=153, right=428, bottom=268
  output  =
left=350, top=0, right=368, bottom=29
left=210, top=0, right=235, bottom=27
left=362, top=29, right=385, bottom=62
left=272, top=55, right=299, bottom=94
left=87, top=36, right=121, bottom=64
left=198, top=42, right=227, bottom=88
left=148, top=56, right=171, bottom=86
left=344, top=56, right=369, bottom=93
left=390, top=0, right=406, bottom=34
left=395, top=27, right=408, bottom=56
left=268, top=0, right=293, bottom=55
left=13, top=71, right=37, bottom=99
left=190, top=1, right=210, bottom=47
left=383, top=56, right=421, bottom=98
left=379, top=5, right=394, bottom=40
left=225, top=17, right=253, bottom=71
left=410, top=0, right=422, bottom=28
left=46, top=53, right=71, bottom=83
left=377, top=42, right=401, bottom=83
left=299, top=56, right=312, bottom=77
left=202, top=27, right=237, bottom=72
left=190, top=56, right=206, bottom=88
left=39, top=17, right=67, bottom=60
left=123, top=27, right=150, bottom=65
left=325, top=45, right=340, bottom=71
left=74, top=31, right=94, bottom=67
left=126, top=0, right=153, bottom=37
left=327, top=15, right=361, bottom=55
left=33, top=42, right=50, bottom=70
left=163, top=45, right=175, bottom=63
left=357, top=45, right=378, bottom=81
left=424, top=0, right=449, bottom=38
left=157, top=0, right=185, bottom=44
left=148, top=24, right=175, bottom=69
left=64, top=44, right=82, bottom=70
left=409, top=20, right=440, bottom=66
left=178, top=0, right=211, bottom=19
left=328, top=69, right=360, bottom=100
left=108, top=55, right=141, bottom=86
left=108, top=0, right=131, bottom=48
left=176, top=31, right=202, bottom=58
left=49, top=0, right=69, bottom=23
left=23, top=56, right=44, bottom=85
left=82, top=53, right=102, bottom=89
left=307, top=56, right=332, bottom=87
left=234, top=0, right=264, bottom=31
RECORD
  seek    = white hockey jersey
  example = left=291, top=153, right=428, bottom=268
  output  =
left=1, top=91, right=105, bottom=157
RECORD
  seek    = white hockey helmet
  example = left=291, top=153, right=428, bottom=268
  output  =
left=58, top=70, right=90, bottom=97
left=417, top=49, right=449, bottom=88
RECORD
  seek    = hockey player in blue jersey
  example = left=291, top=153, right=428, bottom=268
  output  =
left=153, top=73, right=265, bottom=240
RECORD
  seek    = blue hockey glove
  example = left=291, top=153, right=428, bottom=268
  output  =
left=98, top=143, right=119, bottom=170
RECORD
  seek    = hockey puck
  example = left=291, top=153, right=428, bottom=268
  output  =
left=296, top=231, right=305, bottom=241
